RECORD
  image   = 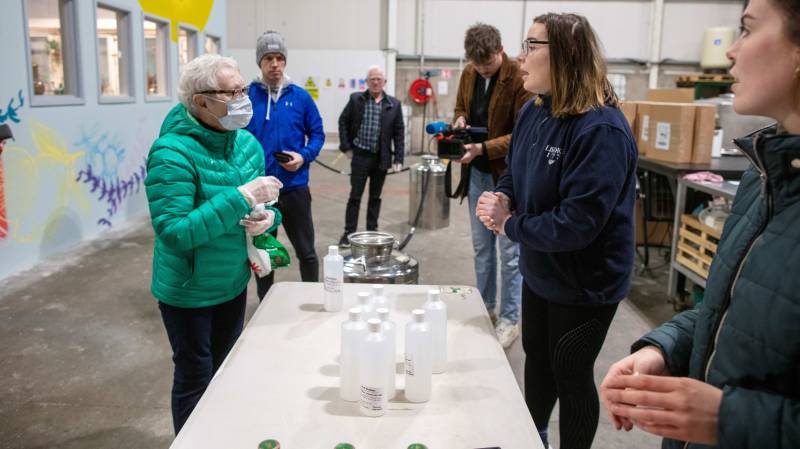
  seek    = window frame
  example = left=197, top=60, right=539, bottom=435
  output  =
left=141, top=13, right=172, bottom=103
left=22, top=0, right=85, bottom=107
left=177, top=25, right=199, bottom=72
left=204, top=33, right=222, bottom=55
left=94, top=0, right=136, bottom=104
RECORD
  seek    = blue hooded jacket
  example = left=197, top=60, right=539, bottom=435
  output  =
left=246, top=81, right=325, bottom=192
left=495, top=96, right=638, bottom=305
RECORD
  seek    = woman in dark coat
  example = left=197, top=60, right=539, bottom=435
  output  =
left=600, top=0, right=800, bottom=447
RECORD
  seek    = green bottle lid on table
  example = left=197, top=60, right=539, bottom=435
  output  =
left=334, top=444, right=355, bottom=449
left=408, top=444, right=428, bottom=449
left=258, top=439, right=280, bottom=449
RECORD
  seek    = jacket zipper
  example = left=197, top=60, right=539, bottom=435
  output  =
left=701, top=134, right=772, bottom=383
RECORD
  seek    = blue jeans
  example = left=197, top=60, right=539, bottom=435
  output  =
left=159, top=289, right=247, bottom=434
left=468, top=166, right=522, bottom=322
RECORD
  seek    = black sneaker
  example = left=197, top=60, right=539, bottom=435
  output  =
left=338, top=232, right=351, bottom=247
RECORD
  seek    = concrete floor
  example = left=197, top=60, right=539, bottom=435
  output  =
left=0, top=152, right=676, bottom=448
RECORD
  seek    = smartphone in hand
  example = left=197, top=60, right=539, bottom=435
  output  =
left=273, top=151, right=294, bottom=163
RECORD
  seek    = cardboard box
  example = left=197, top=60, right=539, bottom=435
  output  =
left=619, top=102, right=637, bottom=130
left=634, top=102, right=652, bottom=157
left=646, top=88, right=696, bottom=103
left=691, top=104, right=717, bottom=164
left=644, top=102, right=697, bottom=163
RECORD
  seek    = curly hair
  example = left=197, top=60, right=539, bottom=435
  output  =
left=464, top=23, right=502, bottom=65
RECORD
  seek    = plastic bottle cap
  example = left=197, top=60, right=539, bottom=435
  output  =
left=376, top=307, right=389, bottom=319
left=407, top=444, right=427, bottom=449
left=427, top=289, right=441, bottom=302
left=348, top=307, right=361, bottom=321
left=367, top=318, right=382, bottom=332
left=335, top=444, right=355, bottom=449
left=412, top=309, right=425, bottom=322
left=357, top=292, right=370, bottom=304
left=328, top=245, right=339, bottom=256
left=258, top=440, right=280, bottom=449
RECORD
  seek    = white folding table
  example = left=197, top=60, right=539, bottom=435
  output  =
left=169, top=282, right=542, bottom=449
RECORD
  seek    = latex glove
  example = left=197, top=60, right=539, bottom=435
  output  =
left=459, top=143, right=483, bottom=164
left=279, top=151, right=304, bottom=172
left=239, top=208, right=275, bottom=236
left=475, top=191, right=512, bottom=235
left=600, top=346, right=669, bottom=431
left=393, top=162, right=402, bottom=172
left=238, top=176, right=283, bottom=207
left=603, top=373, right=722, bottom=445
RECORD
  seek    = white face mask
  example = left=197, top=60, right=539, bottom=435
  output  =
left=204, top=95, right=253, bottom=130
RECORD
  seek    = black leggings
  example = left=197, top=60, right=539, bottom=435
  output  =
left=522, top=283, right=618, bottom=449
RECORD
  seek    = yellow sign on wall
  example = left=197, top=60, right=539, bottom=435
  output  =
left=138, top=0, right=214, bottom=42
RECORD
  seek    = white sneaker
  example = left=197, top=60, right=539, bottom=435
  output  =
left=495, top=319, right=520, bottom=349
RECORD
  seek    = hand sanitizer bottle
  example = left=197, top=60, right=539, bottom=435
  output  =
left=340, top=307, right=367, bottom=401
left=376, top=307, right=396, bottom=400
left=423, top=289, right=447, bottom=374
left=360, top=319, right=389, bottom=417
left=323, top=245, right=344, bottom=312
left=405, top=309, right=433, bottom=402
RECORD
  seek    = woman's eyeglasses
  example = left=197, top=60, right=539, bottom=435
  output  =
left=521, top=38, right=549, bottom=56
left=199, top=85, right=250, bottom=99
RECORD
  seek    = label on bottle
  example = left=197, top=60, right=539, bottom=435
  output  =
left=359, top=385, right=385, bottom=411
left=324, top=275, right=342, bottom=293
left=405, top=353, right=415, bottom=376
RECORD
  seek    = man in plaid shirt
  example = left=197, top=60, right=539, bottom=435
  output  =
left=337, top=65, right=405, bottom=246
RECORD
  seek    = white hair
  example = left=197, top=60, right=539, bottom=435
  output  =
left=178, top=54, right=241, bottom=111
left=366, top=65, right=385, bottom=79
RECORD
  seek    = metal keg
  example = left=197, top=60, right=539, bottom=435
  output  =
left=341, top=231, right=419, bottom=284
left=408, top=155, right=449, bottom=229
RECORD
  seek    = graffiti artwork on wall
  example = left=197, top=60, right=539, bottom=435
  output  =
left=73, top=124, right=146, bottom=227
left=0, top=90, right=24, bottom=124
left=0, top=90, right=24, bottom=240
left=138, top=0, right=214, bottom=42
left=3, top=119, right=89, bottom=243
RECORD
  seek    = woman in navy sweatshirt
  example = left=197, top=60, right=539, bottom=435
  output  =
left=476, top=13, right=638, bottom=449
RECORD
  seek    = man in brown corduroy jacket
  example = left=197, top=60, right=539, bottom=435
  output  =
left=453, top=23, right=532, bottom=348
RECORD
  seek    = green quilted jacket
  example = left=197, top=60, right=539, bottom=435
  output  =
left=634, top=126, right=800, bottom=449
left=145, top=104, right=267, bottom=308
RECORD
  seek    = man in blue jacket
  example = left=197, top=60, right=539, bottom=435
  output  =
left=246, top=30, right=325, bottom=300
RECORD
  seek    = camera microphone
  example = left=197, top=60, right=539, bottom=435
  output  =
left=425, top=121, right=451, bottom=135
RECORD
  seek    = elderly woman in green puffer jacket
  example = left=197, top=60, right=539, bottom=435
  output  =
left=600, top=0, right=800, bottom=447
left=144, top=54, right=283, bottom=434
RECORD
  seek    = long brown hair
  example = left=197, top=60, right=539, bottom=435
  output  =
left=534, top=13, right=618, bottom=118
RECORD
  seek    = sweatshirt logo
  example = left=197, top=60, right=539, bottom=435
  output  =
left=545, top=145, right=562, bottom=165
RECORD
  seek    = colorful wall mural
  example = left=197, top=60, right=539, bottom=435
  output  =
left=0, top=0, right=225, bottom=280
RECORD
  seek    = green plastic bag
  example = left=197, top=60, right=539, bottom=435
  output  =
left=252, top=232, right=291, bottom=269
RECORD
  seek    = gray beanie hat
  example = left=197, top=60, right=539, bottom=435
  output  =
left=256, top=30, right=287, bottom=66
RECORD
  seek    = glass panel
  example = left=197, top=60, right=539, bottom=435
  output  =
left=178, top=28, right=197, bottom=71
left=96, top=6, right=128, bottom=96
left=144, top=19, right=168, bottom=96
left=27, top=0, right=68, bottom=96
left=205, top=35, right=220, bottom=55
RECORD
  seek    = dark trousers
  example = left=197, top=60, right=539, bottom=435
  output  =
left=344, top=148, right=387, bottom=234
left=158, top=288, right=247, bottom=434
left=521, top=283, right=618, bottom=449
left=256, top=186, right=319, bottom=300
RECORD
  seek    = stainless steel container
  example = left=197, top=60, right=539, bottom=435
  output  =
left=409, top=155, right=449, bottom=229
left=697, top=94, right=774, bottom=152
left=342, top=231, right=419, bottom=284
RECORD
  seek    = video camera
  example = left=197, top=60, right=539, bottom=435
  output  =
left=425, top=121, right=488, bottom=160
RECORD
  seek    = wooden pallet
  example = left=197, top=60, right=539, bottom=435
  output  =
left=676, top=73, right=734, bottom=84
left=675, top=214, right=722, bottom=280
